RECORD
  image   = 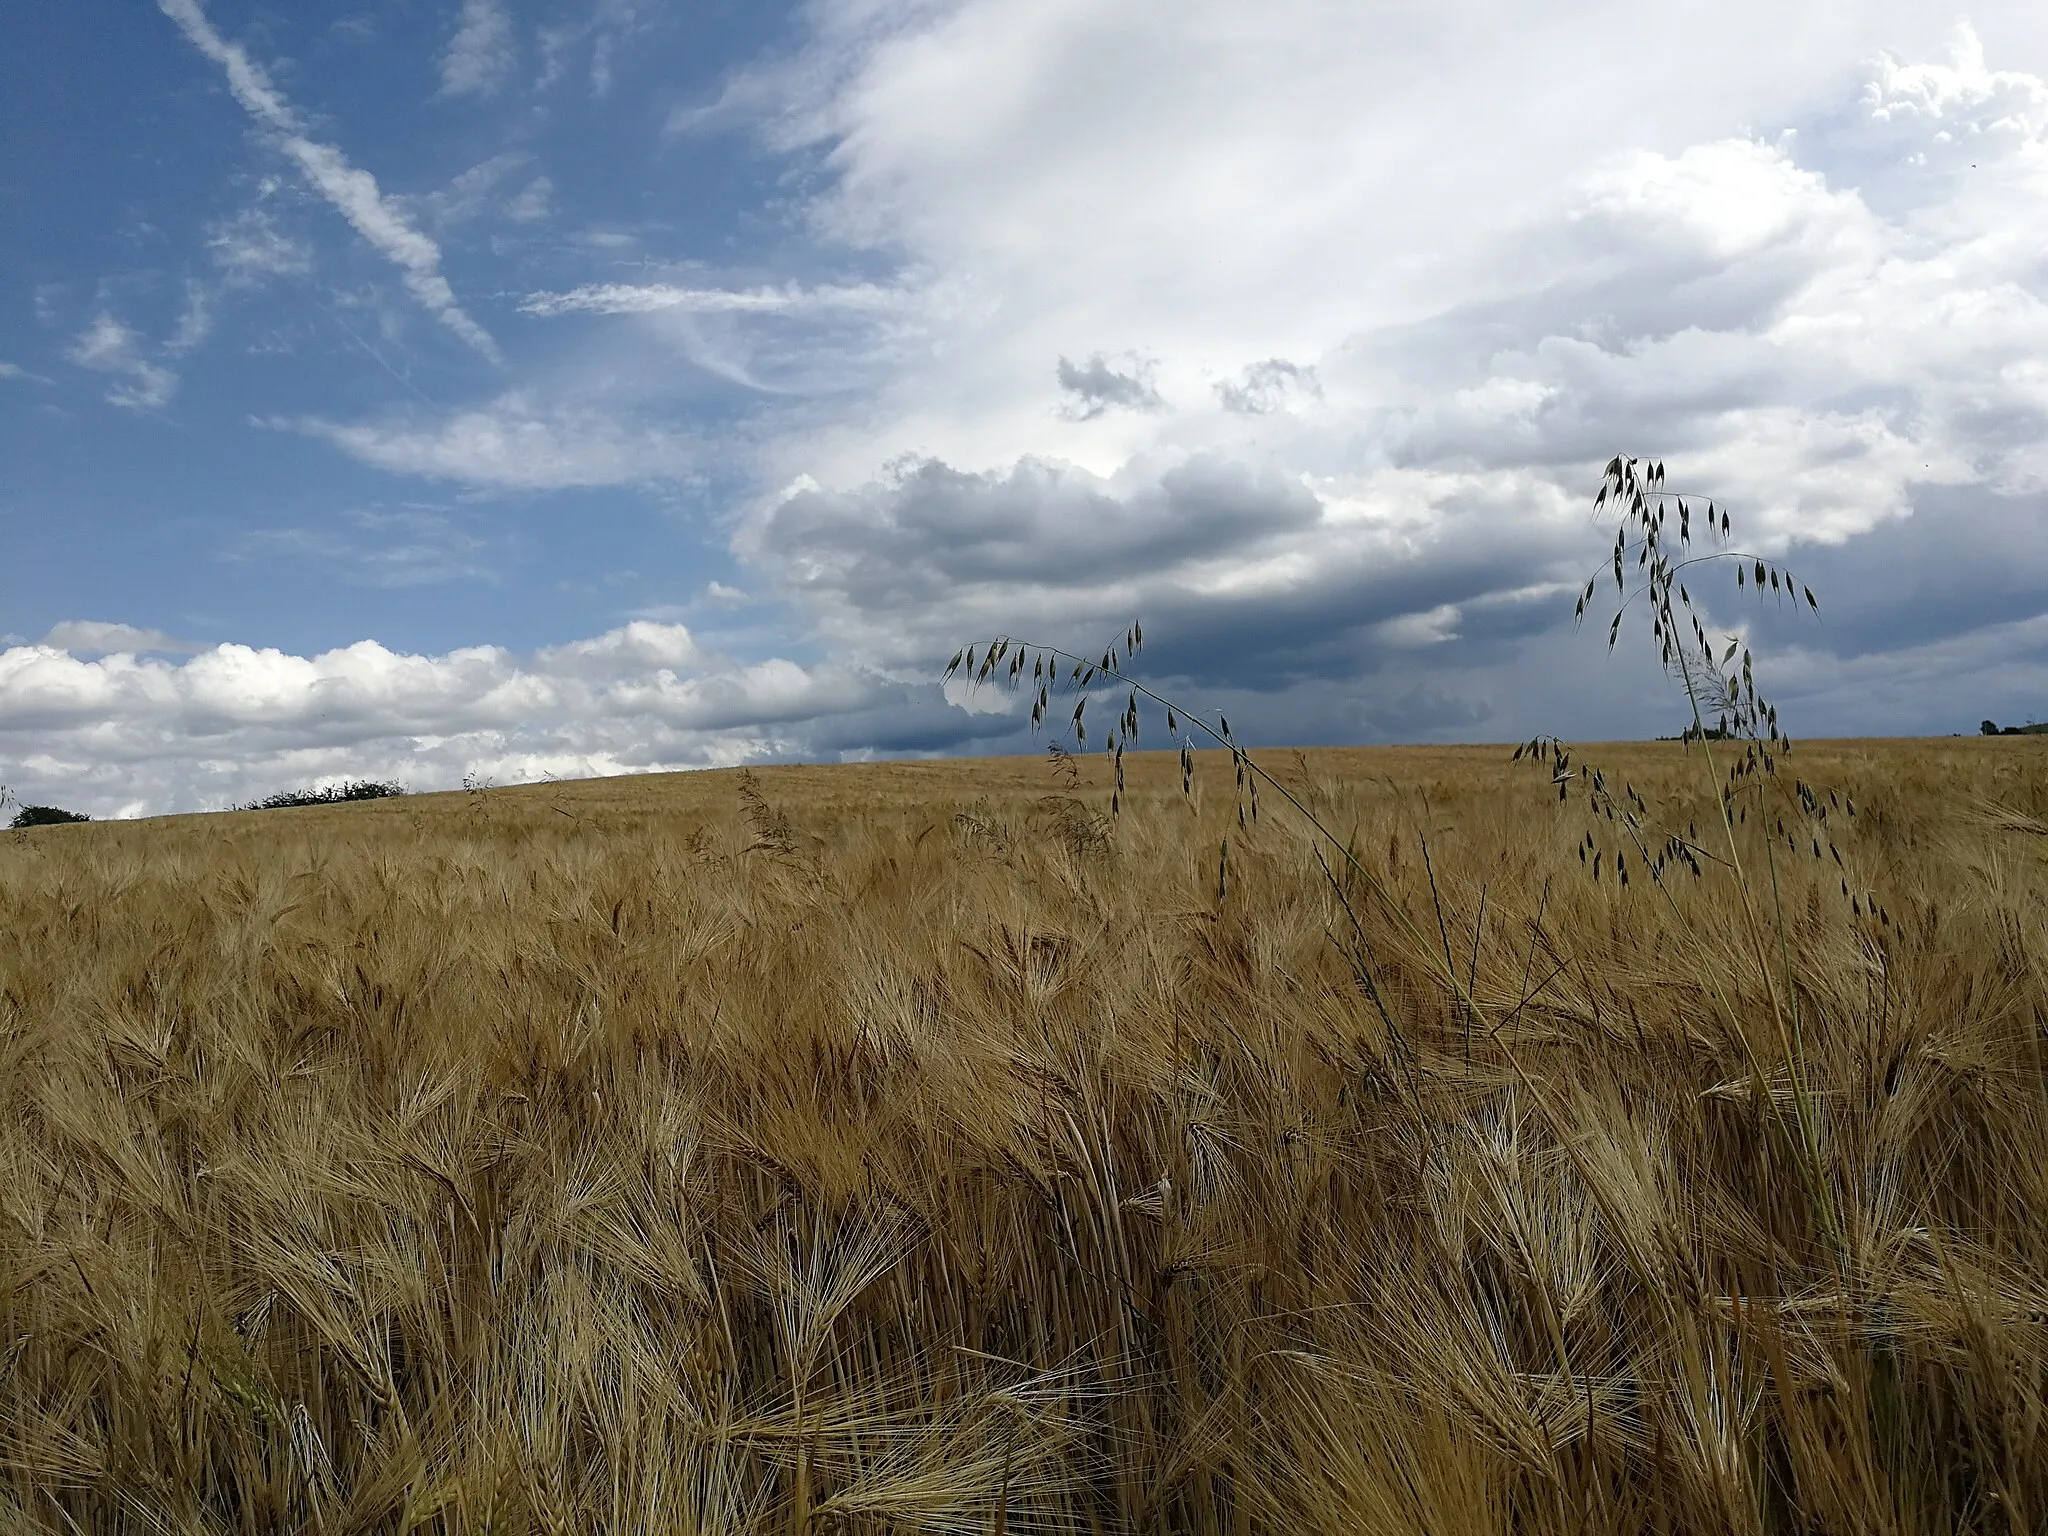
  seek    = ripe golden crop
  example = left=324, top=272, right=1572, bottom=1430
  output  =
left=1, top=738, right=2042, bottom=1533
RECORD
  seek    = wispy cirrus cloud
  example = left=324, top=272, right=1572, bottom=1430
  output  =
left=274, top=395, right=700, bottom=489
left=207, top=204, right=314, bottom=284
left=505, top=176, right=554, bottom=223
left=537, top=0, right=659, bottom=101
left=166, top=281, right=214, bottom=356
left=67, top=315, right=179, bottom=410
left=519, top=279, right=909, bottom=318
left=439, top=0, right=516, bottom=98
left=514, top=275, right=941, bottom=398
left=412, top=152, right=529, bottom=230
left=156, top=0, right=501, bottom=361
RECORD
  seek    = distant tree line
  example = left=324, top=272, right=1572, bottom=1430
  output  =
left=236, top=779, right=407, bottom=811
left=1981, top=720, right=2048, bottom=736
left=6, top=779, right=406, bottom=829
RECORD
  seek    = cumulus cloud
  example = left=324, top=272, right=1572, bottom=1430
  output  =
left=668, top=9, right=2048, bottom=747
left=157, top=0, right=500, bottom=360
left=66, top=315, right=178, bottom=410
left=439, top=0, right=516, bottom=98
left=64, top=1, right=2048, bottom=786
left=735, top=450, right=1569, bottom=708
left=749, top=453, right=1324, bottom=615
left=0, top=622, right=989, bottom=817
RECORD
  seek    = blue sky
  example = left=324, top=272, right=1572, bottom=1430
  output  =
left=5, top=0, right=2048, bottom=815
left=4, top=0, right=796, bottom=660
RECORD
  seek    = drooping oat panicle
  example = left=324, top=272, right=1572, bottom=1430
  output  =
left=1534, top=455, right=1903, bottom=1266
left=946, top=623, right=1487, bottom=1025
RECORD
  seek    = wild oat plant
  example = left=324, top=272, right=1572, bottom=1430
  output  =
left=945, top=453, right=2047, bottom=1532
left=0, top=471, right=2043, bottom=1534
left=1515, top=456, right=1890, bottom=1255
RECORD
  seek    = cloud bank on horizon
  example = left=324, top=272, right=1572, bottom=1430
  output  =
left=0, top=622, right=968, bottom=820
left=4, top=0, right=2048, bottom=815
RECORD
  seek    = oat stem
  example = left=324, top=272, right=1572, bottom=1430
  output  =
left=948, top=637, right=1488, bottom=1027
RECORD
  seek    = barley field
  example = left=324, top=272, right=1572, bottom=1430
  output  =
left=1, top=738, right=2043, bottom=1534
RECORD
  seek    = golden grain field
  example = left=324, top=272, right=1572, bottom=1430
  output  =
left=2, top=738, right=2044, bottom=1534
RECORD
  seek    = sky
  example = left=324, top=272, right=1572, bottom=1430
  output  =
left=4, top=0, right=2048, bottom=817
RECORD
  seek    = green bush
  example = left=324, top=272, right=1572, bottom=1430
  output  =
left=241, top=780, right=406, bottom=811
left=10, top=805, right=90, bottom=829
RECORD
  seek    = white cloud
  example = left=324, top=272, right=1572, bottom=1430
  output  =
left=505, top=175, right=554, bottom=223
left=0, top=622, right=964, bottom=817
left=414, top=153, right=530, bottom=228
left=41, top=621, right=202, bottom=656
left=658, top=7, right=2048, bottom=747
left=277, top=395, right=700, bottom=489
left=696, top=2, right=2017, bottom=484
left=208, top=205, right=313, bottom=283
left=167, top=281, right=214, bottom=355
left=66, top=314, right=178, bottom=410
left=69, top=2, right=2048, bottom=783
left=157, top=0, right=501, bottom=361
left=520, top=279, right=909, bottom=318
left=63, top=284, right=215, bottom=408
left=517, top=275, right=939, bottom=396
left=736, top=449, right=1570, bottom=690
left=440, top=0, right=516, bottom=98
left=535, top=0, right=655, bottom=100
left=536, top=24, right=576, bottom=92
left=1375, top=604, right=1462, bottom=649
